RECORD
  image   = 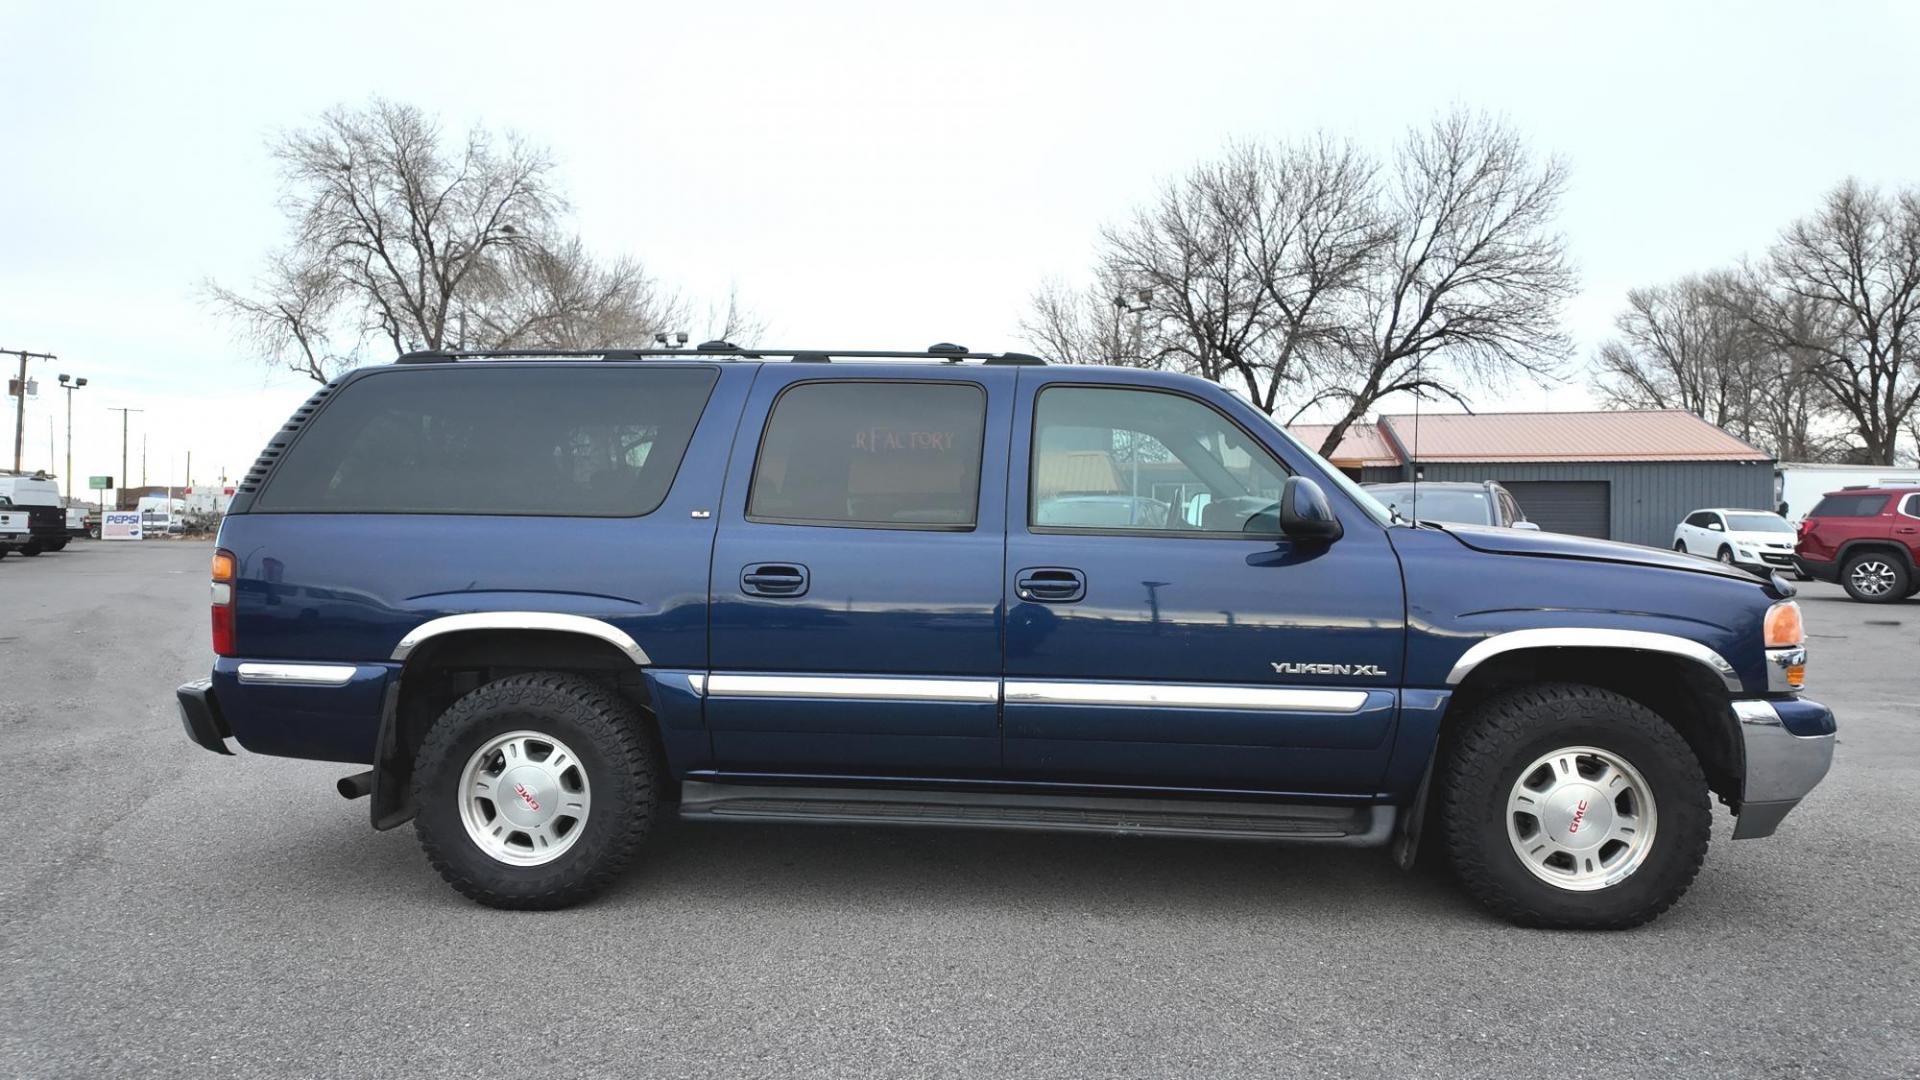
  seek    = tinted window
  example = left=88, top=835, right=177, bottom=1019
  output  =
left=1725, top=512, right=1794, bottom=533
left=748, top=381, right=985, bottom=528
left=1903, top=493, right=1920, bottom=517
left=255, top=367, right=717, bottom=516
left=1031, top=386, right=1289, bottom=534
left=1810, top=493, right=1889, bottom=518
left=1684, top=511, right=1717, bottom=528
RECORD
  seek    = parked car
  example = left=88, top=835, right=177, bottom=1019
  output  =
left=1673, top=508, right=1799, bottom=575
left=177, top=343, right=1834, bottom=929
left=1363, top=480, right=1537, bottom=530
left=65, top=505, right=93, bottom=540
left=0, top=472, right=71, bottom=555
left=0, top=502, right=28, bottom=558
left=1792, top=487, right=1920, bottom=602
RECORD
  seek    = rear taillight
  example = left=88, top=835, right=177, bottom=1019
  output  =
left=210, top=549, right=235, bottom=656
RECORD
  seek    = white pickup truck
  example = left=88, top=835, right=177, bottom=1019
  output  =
left=0, top=505, right=29, bottom=558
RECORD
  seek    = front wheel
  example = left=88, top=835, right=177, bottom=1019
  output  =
left=1716, top=546, right=1735, bottom=565
left=1841, top=552, right=1909, bottom=602
left=413, top=672, right=658, bottom=909
left=1439, top=684, right=1710, bottom=929
left=1673, top=541, right=1688, bottom=554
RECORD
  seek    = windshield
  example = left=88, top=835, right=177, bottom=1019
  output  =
left=1725, top=512, right=1794, bottom=533
left=1252, top=416, right=1394, bottom=526
left=1366, top=485, right=1494, bottom=526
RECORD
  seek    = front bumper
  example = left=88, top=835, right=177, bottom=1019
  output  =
left=176, top=679, right=235, bottom=755
left=1731, top=697, right=1835, bottom=838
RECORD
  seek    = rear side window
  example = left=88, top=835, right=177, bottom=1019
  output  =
left=1903, top=493, right=1920, bottom=517
left=1809, top=493, right=1889, bottom=518
left=748, top=381, right=986, bottom=529
left=254, top=367, right=718, bottom=516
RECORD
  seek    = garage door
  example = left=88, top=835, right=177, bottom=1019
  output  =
left=1500, top=480, right=1610, bottom=539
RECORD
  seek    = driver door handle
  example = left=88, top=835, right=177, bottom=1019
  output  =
left=1017, top=567, right=1085, bottom=603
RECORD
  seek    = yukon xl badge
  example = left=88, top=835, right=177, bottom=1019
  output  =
left=1271, top=661, right=1388, bottom=677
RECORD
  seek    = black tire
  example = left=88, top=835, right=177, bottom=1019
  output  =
left=17, top=541, right=40, bottom=556
left=1716, top=545, right=1734, bottom=565
left=1672, top=541, right=1687, bottom=554
left=413, top=672, right=658, bottom=909
left=46, top=537, right=67, bottom=552
left=1439, top=683, right=1710, bottom=930
left=1840, top=551, right=1910, bottom=603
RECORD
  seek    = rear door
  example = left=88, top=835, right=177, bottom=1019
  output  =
left=1001, top=372, right=1405, bottom=795
left=1800, top=492, right=1891, bottom=563
left=705, top=365, right=1015, bottom=778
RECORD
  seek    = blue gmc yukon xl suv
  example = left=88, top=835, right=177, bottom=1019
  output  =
left=176, top=343, right=1835, bottom=928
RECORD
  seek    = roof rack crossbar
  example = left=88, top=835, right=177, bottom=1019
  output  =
left=393, top=347, right=1048, bottom=366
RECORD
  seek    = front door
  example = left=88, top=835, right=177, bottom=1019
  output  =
left=706, top=366, right=1014, bottom=778
left=1002, top=375, right=1406, bottom=795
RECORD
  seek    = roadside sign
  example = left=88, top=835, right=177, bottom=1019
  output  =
left=89, top=475, right=112, bottom=490
left=101, top=511, right=143, bottom=541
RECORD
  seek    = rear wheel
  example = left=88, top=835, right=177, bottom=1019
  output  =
left=17, top=541, right=40, bottom=556
left=46, top=537, right=67, bottom=552
left=1841, top=552, right=1909, bottom=602
left=1440, top=683, right=1710, bottom=929
left=413, top=672, right=658, bottom=909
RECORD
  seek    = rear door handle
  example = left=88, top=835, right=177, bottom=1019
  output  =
left=1016, top=567, right=1086, bottom=603
left=741, top=563, right=810, bottom=597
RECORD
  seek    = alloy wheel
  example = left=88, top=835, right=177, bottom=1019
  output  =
left=1849, top=559, right=1897, bottom=597
left=458, top=730, right=591, bottom=866
left=1506, top=745, right=1658, bottom=892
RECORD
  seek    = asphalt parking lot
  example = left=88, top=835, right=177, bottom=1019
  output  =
left=2, top=540, right=1916, bottom=1079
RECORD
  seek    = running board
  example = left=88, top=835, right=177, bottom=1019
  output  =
left=678, top=781, right=1395, bottom=846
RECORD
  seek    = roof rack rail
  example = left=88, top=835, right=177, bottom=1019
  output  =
left=392, top=344, right=1049, bottom=366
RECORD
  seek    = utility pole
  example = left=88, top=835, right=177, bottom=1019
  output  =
left=4, top=346, right=58, bottom=473
left=108, top=406, right=142, bottom=509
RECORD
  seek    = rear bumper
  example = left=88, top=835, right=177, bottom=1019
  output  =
left=176, top=679, right=235, bottom=755
left=1731, top=697, right=1835, bottom=839
left=1792, top=555, right=1839, bottom=583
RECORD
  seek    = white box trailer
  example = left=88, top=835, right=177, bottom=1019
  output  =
left=1774, top=463, right=1920, bottom=522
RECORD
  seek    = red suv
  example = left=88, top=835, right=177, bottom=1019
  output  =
left=1793, top=487, right=1920, bottom=601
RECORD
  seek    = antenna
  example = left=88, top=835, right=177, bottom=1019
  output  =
left=1409, top=350, right=1423, bottom=520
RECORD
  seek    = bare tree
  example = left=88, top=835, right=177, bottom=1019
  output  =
left=1748, top=179, right=1920, bottom=465
left=1020, top=273, right=1161, bottom=368
left=203, top=252, right=352, bottom=382
left=1311, top=112, right=1574, bottom=455
left=213, top=98, right=700, bottom=381
left=1594, top=273, right=1760, bottom=434
left=468, top=236, right=680, bottom=350
left=1025, top=113, right=1575, bottom=457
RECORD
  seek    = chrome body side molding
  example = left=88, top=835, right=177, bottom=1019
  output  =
left=1004, top=680, right=1369, bottom=713
left=703, top=674, right=998, bottom=703
left=390, top=612, right=650, bottom=665
left=1445, top=628, right=1742, bottom=692
left=236, top=662, right=359, bottom=687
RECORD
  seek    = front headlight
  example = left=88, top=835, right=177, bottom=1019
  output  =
left=1764, top=600, right=1806, bottom=690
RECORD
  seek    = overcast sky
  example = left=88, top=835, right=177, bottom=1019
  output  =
left=3, top=0, right=1916, bottom=496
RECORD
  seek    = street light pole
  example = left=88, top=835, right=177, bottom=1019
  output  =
left=57, top=374, right=87, bottom=500
left=4, top=346, right=58, bottom=473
